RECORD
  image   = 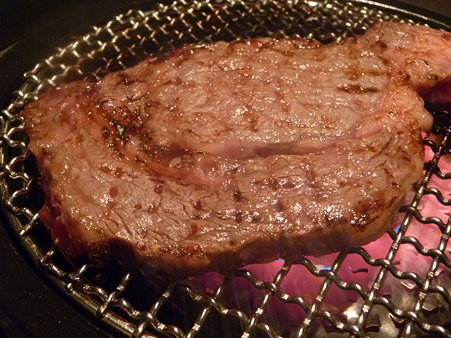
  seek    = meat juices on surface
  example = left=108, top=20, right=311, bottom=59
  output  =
left=22, top=22, right=451, bottom=278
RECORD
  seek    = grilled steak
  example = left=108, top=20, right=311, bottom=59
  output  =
left=356, top=22, right=451, bottom=103
left=22, top=22, right=451, bottom=278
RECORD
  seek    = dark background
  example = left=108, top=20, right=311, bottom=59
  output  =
left=0, top=0, right=152, bottom=51
left=0, top=0, right=450, bottom=52
left=400, top=0, right=451, bottom=15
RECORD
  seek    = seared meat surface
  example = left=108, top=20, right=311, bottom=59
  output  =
left=22, top=22, right=451, bottom=278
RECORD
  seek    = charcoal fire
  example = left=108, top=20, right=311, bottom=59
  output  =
left=183, top=143, right=451, bottom=336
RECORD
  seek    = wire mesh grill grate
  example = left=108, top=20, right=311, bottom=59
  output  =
left=0, top=1, right=451, bottom=337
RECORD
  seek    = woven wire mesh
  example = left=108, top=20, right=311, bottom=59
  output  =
left=0, top=0, right=451, bottom=337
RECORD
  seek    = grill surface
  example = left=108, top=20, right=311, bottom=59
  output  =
left=1, top=1, right=451, bottom=337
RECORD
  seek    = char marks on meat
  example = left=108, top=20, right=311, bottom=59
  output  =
left=22, top=22, right=451, bottom=278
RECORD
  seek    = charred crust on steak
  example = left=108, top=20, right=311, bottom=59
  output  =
left=374, top=40, right=388, bottom=50
left=235, top=211, right=243, bottom=224
left=153, top=181, right=164, bottom=194
left=338, top=84, right=381, bottom=94
left=102, top=127, right=110, bottom=138
left=109, top=186, right=119, bottom=198
left=233, top=189, right=244, bottom=202
left=193, top=200, right=203, bottom=210
left=117, top=72, right=144, bottom=86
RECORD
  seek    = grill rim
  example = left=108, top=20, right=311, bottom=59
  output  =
left=1, top=1, right=451, bottom=338
left=0, top=212, right=112, bottom=337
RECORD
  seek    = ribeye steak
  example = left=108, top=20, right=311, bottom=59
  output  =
left=21, top=22, right=451, bottom=278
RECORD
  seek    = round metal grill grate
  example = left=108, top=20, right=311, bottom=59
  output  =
left=1, top=1, right=451, bottom=337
